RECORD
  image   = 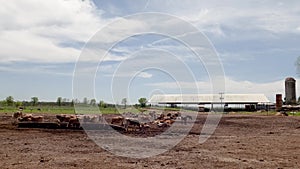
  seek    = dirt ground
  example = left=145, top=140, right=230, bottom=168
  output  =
left=0, top=113, right=300, bottom=169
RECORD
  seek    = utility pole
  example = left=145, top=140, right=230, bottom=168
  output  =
left=219, top=92, right=224, bottom=112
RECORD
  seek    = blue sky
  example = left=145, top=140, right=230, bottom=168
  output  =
left=1, top=0, right=300, bottom=103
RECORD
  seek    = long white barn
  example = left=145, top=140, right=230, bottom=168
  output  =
left=149, top=94, right=270, bottom=105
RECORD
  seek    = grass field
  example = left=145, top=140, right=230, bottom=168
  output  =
left=0, top=105, right=150, bottom=115
left=1, top=105, right=300, bottom=116
left=0, top=106, right=75, bottom=114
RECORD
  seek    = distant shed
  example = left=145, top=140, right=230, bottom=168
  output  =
left=149, top=94, right=270, bottom=105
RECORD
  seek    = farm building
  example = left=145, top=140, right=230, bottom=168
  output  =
left=149, top=94, right=271, bottom=112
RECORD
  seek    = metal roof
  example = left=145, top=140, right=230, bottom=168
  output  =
left=149, top=94, right=270, bottom=104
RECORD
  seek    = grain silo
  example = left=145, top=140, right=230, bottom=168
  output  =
left=285, top=77, right=296, bottom=105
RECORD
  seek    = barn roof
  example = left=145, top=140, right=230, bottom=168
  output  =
left=149, top=94, right=270, bottom=104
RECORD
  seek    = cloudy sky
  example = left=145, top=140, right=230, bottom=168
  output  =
left=1, top=0, right=300, bottom=103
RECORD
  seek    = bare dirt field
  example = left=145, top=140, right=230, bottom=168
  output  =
left=0, top=113, right=300, bottom=169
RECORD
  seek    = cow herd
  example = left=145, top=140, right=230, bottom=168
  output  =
left=111, top=111, right=193, bottom=131
left=13, top=112, right=43, bottom=122
left=12, top=110, right=193, bottom=132
left=12, top=112, right=103, bottom=129
left=55, top=114, right=103, bottom=128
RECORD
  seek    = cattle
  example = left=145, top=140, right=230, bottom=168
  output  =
left=89, top=115, right=98, bottom=123
left=76, top=114, right=101, bottom=123
left=111, top=116, right=124, bottom=125
left=17, top=117, right=28, bottom=122
left=181, top=115, right=192, bottom=125
left=98, top=114, right=103, bottom=123
left=275, top=112, right=288, bottom=116
left=171, top=112, right=180, bottom=120
left=157, top=114, right=165, bottom=120
left=174, top=112, right=181, bottom=117
left=140, top=123, right=151, bottom=133
left=17, top=114, right=43, bottom=122
left=68, top=117, right=80, bottom=128
left=56, top=114, right=76, bottom=123
left=164, top=119, right=175, bottom=125
left=56, top=114, right=67, bottom=122
left=56, top=114, right=80, bottom=128
left=80, top=115, right=100, bottom=123
left=156, top=121, right=168, bottom=128
left=30, top=116, right=43, bottom=122
left=149, top=111, right=157, bottom=120
left=123, top=118, right=142, bottom=131
left=13, top=111, right=23, bottom=118
left=154, top=119, right=171, bottom=128
left=53, top=118, right=61, bottom=124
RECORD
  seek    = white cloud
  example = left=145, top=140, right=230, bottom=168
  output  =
left=2, top=0, right=299, bottom=64
left=0, top=29, right=78, bottom=63
left=138, top=72, right=153, bottom=78
left=0, top=63, right=73, bottom=76
left=146, top=81, right=211, bottom=93
left=224, top=78, right=284, bottom=101
left=0, top=0, right=107, bottom=63
left=149, top=1, right=300, bottom=36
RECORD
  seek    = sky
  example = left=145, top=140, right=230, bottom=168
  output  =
left=1, top=0, right=300, bottom=103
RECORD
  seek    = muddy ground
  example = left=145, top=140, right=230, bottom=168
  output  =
left=0, top=113, right=300, bottom=169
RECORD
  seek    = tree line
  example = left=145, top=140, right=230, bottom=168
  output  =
left=0, top=96, right=148, bottom=108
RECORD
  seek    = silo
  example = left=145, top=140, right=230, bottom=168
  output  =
left=285, top=77, right=296, bottom=105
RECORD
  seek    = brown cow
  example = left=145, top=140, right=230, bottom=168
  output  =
left=155, top=118, right=175, bottom=127
left=111, top=116, right=124, bottom=125
left=68, top=117, right=80, bottom=128
left=275, top=112, right=288, bottom=116
left=56, top=114, right=76, bottom=123
left=17, top=114, right=33, bottom=121
left=12, top=111, right=23, bottom=118
left=17, top=114, right=43, bottom=122
left=123, top=118, right=142, bottom=131
left=56, top=114, right=80, bottom=128
left=140, top=123, right=151, bottom=133
left=157, top=121, right=168, bottom=128
left=164, top=119, right=175, bottom=125
left=30, top=116, right=43, bottom=122
left=157, top=114, right=165, bottom=120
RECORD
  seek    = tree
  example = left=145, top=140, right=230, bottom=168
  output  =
left=0, top=100, right=7, bottom=107
left=15, top=101, right=22, bottom=108
left=71, top=99, right=75, bottom=106
left=63, top=98, right=68, bottom=106
left=99, top=100, right=106, bottom=108
left=121, top=98, right=127, bottom=109
left=90, top=99, right=96, bottom=106
left=57, top=97, right=62, bottom=106
left=31, top=97, right=39, bottom=106
left=6, top=96, right=14, bottom=106
left=138, top=98, right=147, bottom=107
